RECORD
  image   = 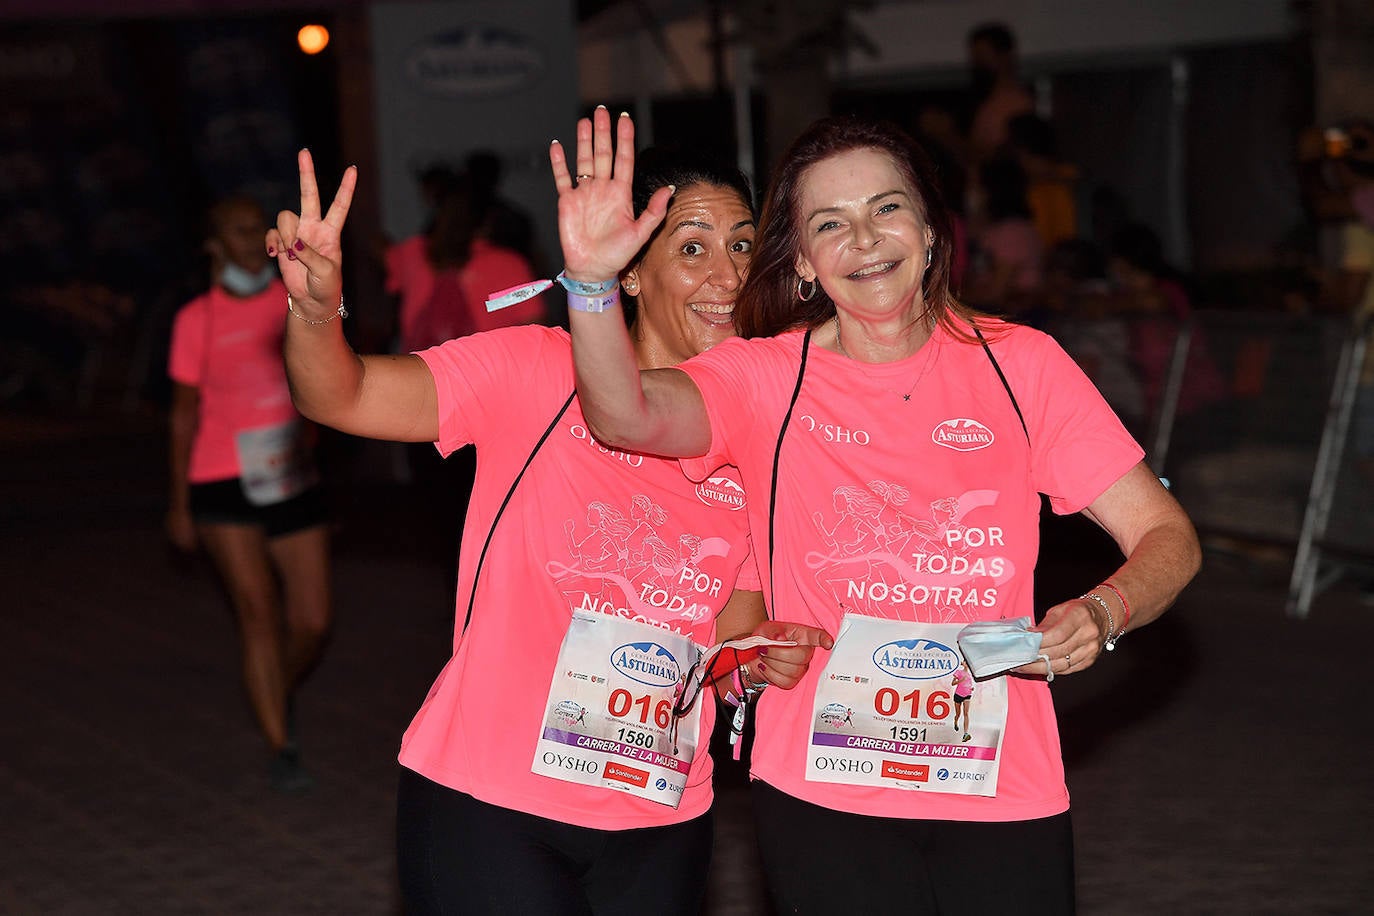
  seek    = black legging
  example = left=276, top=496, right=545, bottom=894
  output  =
left=752, top=780, right=1076, bottom=915
left=396, top=768, right=714, bottom=915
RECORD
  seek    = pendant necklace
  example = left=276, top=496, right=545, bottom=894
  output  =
left=832, top=315, right=931, bottom=401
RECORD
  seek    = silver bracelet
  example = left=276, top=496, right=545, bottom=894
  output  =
left=287, top=294, right=348, bottom=325
left=1081, top=592, right=1116, bottom=651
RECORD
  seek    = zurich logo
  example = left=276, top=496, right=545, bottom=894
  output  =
left=872, top=638, right=959, bottom=680
left=655, top=777, right=668, bottom=790
left=406, top=25, right=545, bottom=97
left=937, top=768, right=950, bottom=781
left=611, top=641, right=681, bottom=688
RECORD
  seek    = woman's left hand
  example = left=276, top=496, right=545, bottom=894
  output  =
left=1014, top=598, right=1104, bottom=680
left=746, top=621, right=836, bottom=691
left=549, top=106, right=673, bottom=284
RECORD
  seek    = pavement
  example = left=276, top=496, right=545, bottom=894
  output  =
left=2, top=407, right=1371, bottom=914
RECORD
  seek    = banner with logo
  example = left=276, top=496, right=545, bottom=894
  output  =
left=369, top=0, right=576, bottom=274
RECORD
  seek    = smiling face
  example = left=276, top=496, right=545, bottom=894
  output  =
left=793, top=148, right=933, bottom=324
left=624, top=183, right=755, bottom=366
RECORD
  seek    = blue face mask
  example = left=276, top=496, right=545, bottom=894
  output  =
left=219, top=262, right=277, bottom=297
left=957, top=617, right=1044, bottom=678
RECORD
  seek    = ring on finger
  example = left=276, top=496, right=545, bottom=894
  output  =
left=575, top=173, right=594, bottom=181
left=1064, top=653, right=1072, bottom=667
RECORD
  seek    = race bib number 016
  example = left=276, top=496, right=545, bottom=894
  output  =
left=806, top=614, right=1007, bottom=796
left=532, top=612, right=703, bottom=808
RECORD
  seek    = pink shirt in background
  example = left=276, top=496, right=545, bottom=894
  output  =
left=167, top=280, right=299, bottom=482
left=399, top=326, right=759, bottom=831
left=678, top=319, right=1143, bottom=823
left=386, top=236, right=542, bottom=352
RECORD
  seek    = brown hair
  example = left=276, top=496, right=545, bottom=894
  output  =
left=736, top=116, right=974, bottom=340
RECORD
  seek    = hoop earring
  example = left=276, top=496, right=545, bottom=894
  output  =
left=797, top=276, right=818, bottom=302
left=925, top=247, right=933, bottom=268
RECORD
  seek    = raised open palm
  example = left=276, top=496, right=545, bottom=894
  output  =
left=550, top=107, right=673, bottom=283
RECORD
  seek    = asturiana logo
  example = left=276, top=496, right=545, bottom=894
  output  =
left=406, top=25, right=545, bottom=96
left=695, top=475, right=746, bottom=510
left=872, top=638, right=959, bottom=680
left=931, top=418, right=994, bottom=452
left=610, top=642, right=681, bottom=688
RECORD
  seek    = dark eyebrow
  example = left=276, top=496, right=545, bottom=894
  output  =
left=671, top=219, right=714, bottom=233
left=671, top=217, right=756, bottom=234
left=807, top=189, right=907, bottom=223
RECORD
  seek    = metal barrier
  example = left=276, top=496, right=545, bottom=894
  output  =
left=1046, top=309, right=1371, bottom=616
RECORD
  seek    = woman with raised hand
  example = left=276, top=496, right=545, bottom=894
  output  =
left=268, top=144, right=829, bottom=915
left=557, top=107, right=1200, bottom=913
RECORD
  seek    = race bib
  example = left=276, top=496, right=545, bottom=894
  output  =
left=235, top=420, right=314, bottom=506
left=532, top=612, right=704, bottom=808
left=806, top=614, right=1008, bottom=796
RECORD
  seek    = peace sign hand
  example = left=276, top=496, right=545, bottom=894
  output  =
left=550, top=106, right=673, bottom=285
left=265, top=149, right=356, bottom=316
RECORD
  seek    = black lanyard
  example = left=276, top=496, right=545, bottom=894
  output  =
left=459, top=390, right=577, bottom=635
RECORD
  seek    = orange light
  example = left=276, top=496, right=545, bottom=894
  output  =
left=297, top=24, right=330, bottom=55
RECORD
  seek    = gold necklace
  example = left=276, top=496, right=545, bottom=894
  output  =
left=832, top=315, right=929, bottom=401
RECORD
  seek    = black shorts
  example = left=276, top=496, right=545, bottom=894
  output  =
left=396, top=767, right=713, bottom=916
left=188, top=479, right=326, bottom=538
left=752, top=780, right=1075, bottom=914
left=954, top=693, right=973, bottom=704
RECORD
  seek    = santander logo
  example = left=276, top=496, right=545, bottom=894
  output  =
left=695, top=475, right=746, bottom=511
left=931, top=418, right=995, bottom=452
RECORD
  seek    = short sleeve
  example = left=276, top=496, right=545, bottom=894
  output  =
left=167, top=299, right=207, bottom=387
left=1009, top=330, right=1145, bottom=514
left=733, top=535, right=762, bottom=591
left=416, top=325, right=570, bottom=458
left=675, top=336, right=765, bottom=482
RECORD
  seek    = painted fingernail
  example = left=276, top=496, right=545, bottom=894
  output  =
left=620, top=110, right=629, bottom=118
left=668, top=184, right=677, bottom=193
left=757, top=663, right=767, bottom=674
left=551, top=139, right=560, bottom=145
left=293, top=239, right=305, bottom=252
left=596, top=103, right=607, bottom=110
left=287, top=249, right=297, bottom=260
left=267, top=246, right=276, bottom=256
left=759, top=648, right=769, bottom=657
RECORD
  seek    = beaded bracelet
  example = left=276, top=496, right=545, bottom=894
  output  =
left=1099, top=581, right=1131, bottom=644
left=1081, top=592, right=1117, bottom=651
left=287, top=294, right=348, bottom=325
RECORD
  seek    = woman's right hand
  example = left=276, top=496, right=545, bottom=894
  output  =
left=266, top=149, right=356, bottom=315
left=549, top=106, right=673, bottom=284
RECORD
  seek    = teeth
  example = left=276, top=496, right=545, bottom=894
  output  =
left=850, top=262, right=895, bottom=278
left=690, top=304, right=734, bottom=315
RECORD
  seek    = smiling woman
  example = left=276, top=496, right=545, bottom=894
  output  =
left=615, top=148, right=755, bottom=365
left=562, top=109, right=1201, bottom=914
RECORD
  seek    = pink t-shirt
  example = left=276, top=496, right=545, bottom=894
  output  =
left=386, top=236, right=542, bottom=352
left=400, top=325, right=759, bottom=830
left=167, top=280, right=299, bottom=482
left=951, top=668, right=974, bottom=699
left=678, top=318, right=1143, bottom=822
